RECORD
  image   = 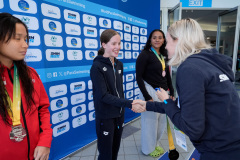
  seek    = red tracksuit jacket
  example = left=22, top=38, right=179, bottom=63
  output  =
left=0, top=64, right=52, bottom=160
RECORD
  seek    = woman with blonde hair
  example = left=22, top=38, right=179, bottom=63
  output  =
left=133, top=18, right=240, bottom=160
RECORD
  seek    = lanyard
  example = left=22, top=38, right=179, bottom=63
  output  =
left=166, top=115, right=176, bottom=150
left=151, top=47, right=165, bottom=71
left=7, top=63, right=22, bottom=126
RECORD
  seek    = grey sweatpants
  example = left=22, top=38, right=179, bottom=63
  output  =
left=139, top=81, right=166, bottom=155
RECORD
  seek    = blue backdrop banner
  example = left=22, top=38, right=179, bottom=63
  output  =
left=0, top=0, right=160, bottom=159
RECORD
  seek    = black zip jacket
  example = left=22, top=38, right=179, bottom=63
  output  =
left=90, top=55, right=133, bottom=119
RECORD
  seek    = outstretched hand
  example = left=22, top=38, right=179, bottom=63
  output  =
left=131, top=99, right=146, bottom=113
left=34, top=146, right=50, bottom=160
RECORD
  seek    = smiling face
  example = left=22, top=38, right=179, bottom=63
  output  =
left=150, top=31, right=165, bottom=51
left=0, top=23, right=28, bottom=68
left=165, top=33, right=178, bottom=59
left=102, top=34, right=121, bottom=58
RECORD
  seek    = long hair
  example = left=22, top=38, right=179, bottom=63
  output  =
left=143, top=29, right=168, bottom=57
left=168, top=18, right=211, bottom=66
left=0, top=13, right=34, bottom=125
left=98, top=29, right=120, bottom=55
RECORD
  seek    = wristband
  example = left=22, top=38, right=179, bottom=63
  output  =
left=163, top=100, right=168, bottom=104
left=155, top=88, right=160, bottom=91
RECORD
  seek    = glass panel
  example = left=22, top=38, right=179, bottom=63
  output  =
left=218, top=10, right=237, bottom=57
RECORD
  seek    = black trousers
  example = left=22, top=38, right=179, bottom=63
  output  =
left=96, top=115, right=124, bottom=160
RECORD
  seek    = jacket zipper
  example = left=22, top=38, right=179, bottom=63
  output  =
left=109, top=58, right=122, bottom=114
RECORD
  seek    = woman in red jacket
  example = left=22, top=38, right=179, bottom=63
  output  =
left=0, top=13, right=52, bottom=160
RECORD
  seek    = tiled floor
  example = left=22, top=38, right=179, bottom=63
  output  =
left=62, top=117, right=194, bottom=160
left=62, top=83, right=240, bottom=160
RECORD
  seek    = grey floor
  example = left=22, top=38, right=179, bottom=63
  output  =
left=62, top=82, right=240, bottom=160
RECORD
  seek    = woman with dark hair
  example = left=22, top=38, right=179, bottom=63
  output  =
left=90, top=29, right=140, bottom=160
left=0, top=13, right=52, bottom=160
left=136, top=29, right=174, bottom=157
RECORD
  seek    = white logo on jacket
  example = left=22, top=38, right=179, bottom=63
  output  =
left=103, top=67, right=107, bottom=71
left=219, top=74, right=229, bottom=82
left=103, top=131, right=109, bottom=135
left=118, top=70, right=121, bottom=74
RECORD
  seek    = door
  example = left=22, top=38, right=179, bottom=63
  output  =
left=168, top=3, right=182, bottom=97
left=216, top=6, right=240, bottom=82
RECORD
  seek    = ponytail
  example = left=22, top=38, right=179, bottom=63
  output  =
left=98, top=47, right=104, bottom=55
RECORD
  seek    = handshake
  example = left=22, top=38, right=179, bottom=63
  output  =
left=130, top=87, right=172, bottom=113
left=131, top=100, right=147, bottom=113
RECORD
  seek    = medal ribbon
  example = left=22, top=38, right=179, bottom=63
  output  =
left=151, top=47, right=165, bottom=71
left=166, top=115, right=176, bottom=150
left=8, top=63, right=21, bottom=126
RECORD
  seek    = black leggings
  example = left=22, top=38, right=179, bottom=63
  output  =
left=96, top=116, right=124, bottom=160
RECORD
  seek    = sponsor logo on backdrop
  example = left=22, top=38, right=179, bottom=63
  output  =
left=83, top=14, right=97, bottom=26
left=71, top=93, right=86, bottom=105
left=0, top=0, right=3, bottom=9
left=52, top=109, right=69, bottom=124
left=70, top=81, right=85, bottom=93
left=117, top=51, right=124, bottom=59
left=29, top=33, right=40, bottom=46
left=84, top=27, right=97, bottom=37
left=67, top=50, right=83, bottom=60
left=121, top=42, right=123, bottom=49
left=65, top=23, right=81, bottom=35
left=126, top=74, right=134, bottom=82
left=53, top=122, right=70, bottom=137
left=113, top=20, right=123, bottom=30
left=88, top=101, right=94, bottom=111
left=88, top=80, right=92, bottom=89
left=118, top=31, right=123, bottom=40
left=10, top=0, right=37, bottom=14
left=140, top=44, right=145, bottom=50
left=14, top=14, right=39, bottom=30
left=84, top=39, right=98, bottom=49
left=72, top=115, right=87, bottom=128
left=126, top=82, right=133, bottom=90
left=140, top=36, right=147, bottom=43
left=133, top=52, right=139, bottom=59
left=88, top=91, right=93, bottom=100
left=125, top=51, right=131, bottom=59
left=44, top=34, right=63, bottom=47
left=46, top=49, right=64, bottom=61
left=89, top=111, right=95, bottom=121
left=134, top=88, right=140, bottom=95
left=124, top=33, right=131, bottom=41
left=64, top=9, right=80, bottom=23
left=41, top=3, right=60, bottom=19
left=140, top=28, right=147, bottom=35
left=66, top=37, right=82, bottom=48
left=124, top=42, right=131, bottom=50
left=123, top=84, right=125, bottom=91
left=51, top=97, right=68, bottom=111
left=25, top=49, right=42, bottom=62
left=49, top=84, right=67, bottom=98
left=72, top=104, right=86, bottom=117
left=124, top=24, right=131, bottom=32
left=43, top=19, right=62, bottom=33
left=123, top=75, right=125, bottom=83
left=135, top=81, right=138, bottom=87
left=132, top=35, right=139, bottom=42
left=132, top=26, right=139, bottom=34
left=85, top=50, right=97, bottom=60
left=132, top=43, right=139, bottom=51
left=99, top=29, right=106, bottom=36
left=99, top=18, right=111, bottom=28
left=126, top=90, right=133, bottom=98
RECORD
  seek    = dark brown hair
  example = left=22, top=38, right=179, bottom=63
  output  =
left=0, top=13, right=34, bottom=125
left=98, top=29, right=120, bottom=55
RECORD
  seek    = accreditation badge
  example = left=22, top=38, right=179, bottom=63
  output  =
left=9, top=124, right=26, bottom=142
